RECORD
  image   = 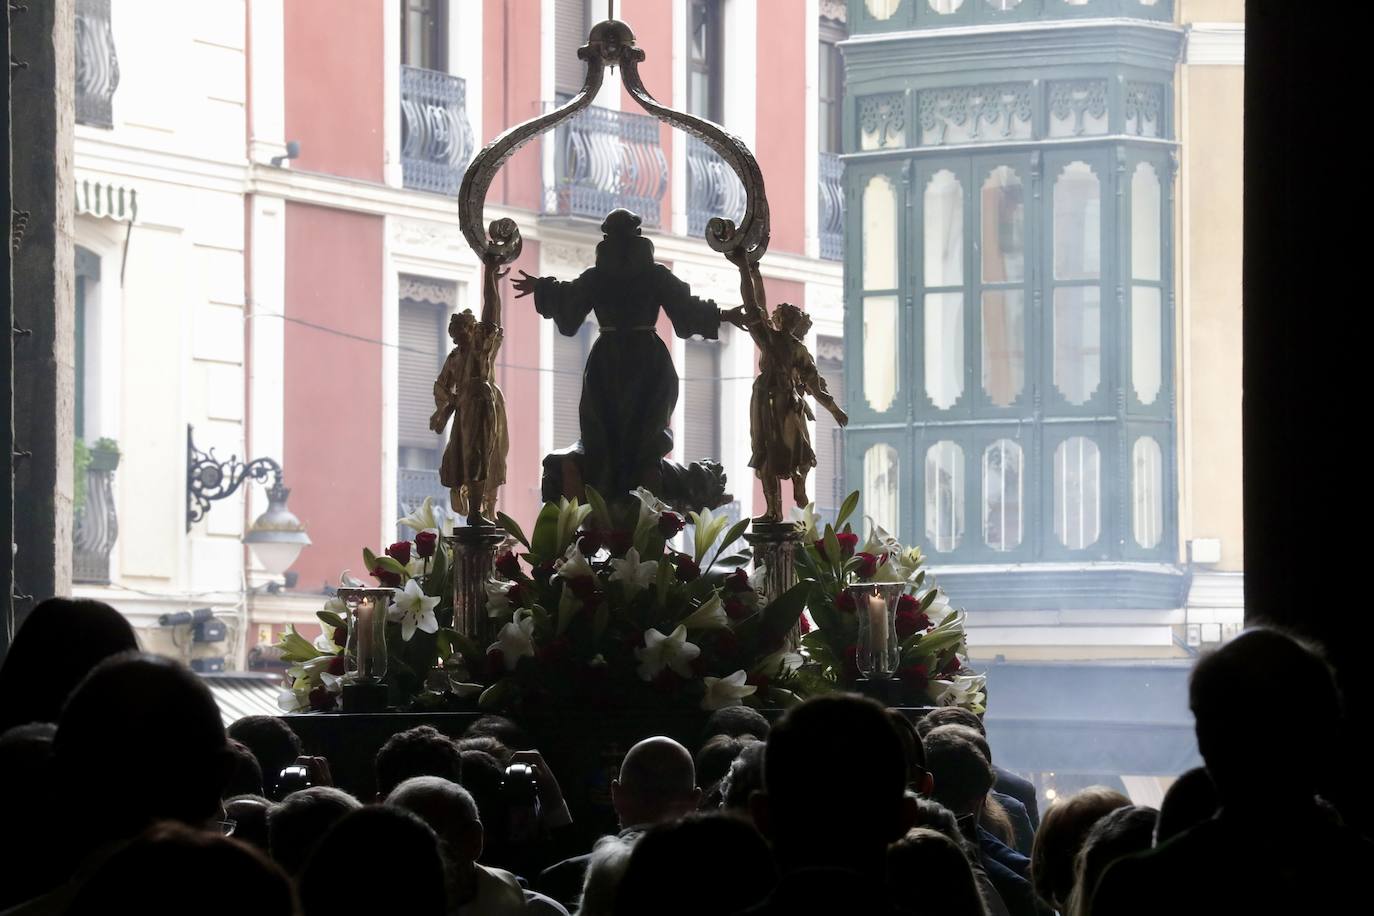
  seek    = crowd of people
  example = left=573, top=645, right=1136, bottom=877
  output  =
left=0, top=596, right=1367, bottom=914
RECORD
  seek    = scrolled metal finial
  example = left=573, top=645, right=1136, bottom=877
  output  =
left=486, top=217, right=522, bottom=264
left=581, top=19, right=643, bottom=69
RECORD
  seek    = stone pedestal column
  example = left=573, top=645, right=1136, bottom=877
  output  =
left=744, top=520, right=805, bottom=651
left=447, top=525, right=506, bottom=647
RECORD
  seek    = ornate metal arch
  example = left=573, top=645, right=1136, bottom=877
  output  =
left=457, top=18, right=771, bottom=266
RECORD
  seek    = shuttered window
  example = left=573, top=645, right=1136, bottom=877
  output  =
left=555, top=0, right=593, bottom=95
left=399, top=279, right=454, bottom=469
left=684, top=339, right=721, bottom=462
left=552, top=320, right=594, bottom=451
left=815, top=337, right=845, bottom=517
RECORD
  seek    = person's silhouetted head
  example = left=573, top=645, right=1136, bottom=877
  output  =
left=696, top=733, right=756, bottom=805
left=227, top=715, right=304, bottom=800
left=375, top=725, right=463, bottom=800
left=910, top=795, right=974, bottom=855
left=701, top=705, right=771, bottom=744
left=755, top=693, right=916, bottom=872
left=720, top=739, right=765, bottom=812
left=456, top=749, right=505, bottom=841
left=923, top=726, right=995, bottom=833
left=888, top=710, right=933, bottom=795
left=1190, top=627, right=1339, bottom=804
left=888, top=827, right=989, bottom=916
left=299, top=806, right=447, bottom=916
left=224, top=738, right=265, bottom=799
left=611, top=736, right=701, bottom=829
left=463, top=715, right=532, bottom=751
left=455, top=734, right=513, bottom=765
left=387, top=775, right=484, bottom=867
left=267, top=785, right=361, bottom=876
left=0, top=723, right=61, bottom=907
left=1154, top=766, right=1217, bottom=845
left=613, top=813, right=776, bottom=916
left=0, top=598, right=137, bottom=734
left=1068, top=804, right=1158, bottom=916
left=1029, top=786, right=1130, bottom=911
left=64, top=822, right=295, bottom=916
left=55, top=653, right=232, bottom=856
left=916, top=705, right=985, bottom=738
left=225, top=794, right=273, bottom=853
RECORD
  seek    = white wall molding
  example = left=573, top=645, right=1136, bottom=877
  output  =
left=1185, top=23, right=1244, bottom=67
left=804, top=0, right=821, bottom=260
left=383, top=0, right=403, bottom=187
left=247, top=0, right=286, bottom=165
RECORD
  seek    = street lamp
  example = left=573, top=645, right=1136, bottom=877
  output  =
left=186, top=424, right=311, bottom=575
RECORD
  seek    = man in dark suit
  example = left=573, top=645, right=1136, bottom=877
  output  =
left=917, top=706, right=1039, bottom=828
left=536, top=736, right=699, bottom=910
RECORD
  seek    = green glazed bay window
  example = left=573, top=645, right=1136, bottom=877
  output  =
left=841, top=13, right=1181, bottom=574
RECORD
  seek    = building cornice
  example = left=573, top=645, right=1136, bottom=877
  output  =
left=1184, top=22, right=1244, bottom=67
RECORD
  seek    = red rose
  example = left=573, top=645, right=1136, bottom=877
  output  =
left=724, top=597, right=750, bottom=620
left=308, top=686, right=336, bottom=711
left=325, top=654, right=347, bottom=677
left=899, top=663, right=930, bottom=691
left=798, top=612, right=813, bottom=635
left=371, top=565, right=401, bottom=587
left=577, top=530, right=605, bottom=556
left=834, top=589, right=857, bottom=614
left=855, top=552, right=880, bottom=578
left=607, top=530, right=634, bottom=555
left=506, top=582, right=528, bottom=608
left=725, top=569, right=752, bottom=593
left=895, top=609, right=932, bottom=640
left=675, top=555, right=700, bottom=582
left=745, top=672, right=771, bottom=691
left=941, top=656, right=963, bottom=676
left=896, top=594, right=918, bottom=614
left=837, top=532, right=859, bottom=559
left=566, top=575, right=598, bottom=600
left=495, top=551, right=522, bottom=579
left=386, top=541, right=412, bottom=566
left=414, top=530, right=438, bottom=558
left=532, top=561, right=557, bottom=583
left=658, top=512, right=686, bottom=537
left=332, top=625, right=348, bottom=647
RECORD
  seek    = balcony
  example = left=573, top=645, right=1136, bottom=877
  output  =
left=850, top=0, right=1173, bottom=34
left=73, top=441, right=119, bottom=585
left=819, top=151, right=844, bottom=261
left=686, top=136, right=746, bottom=240
left=546, top=100, right=669, bottom=228
left=401, top=66, right=475, bottom=196
left=75, top=0, right=119, bottom=129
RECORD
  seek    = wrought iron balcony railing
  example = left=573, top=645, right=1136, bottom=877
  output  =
left=73, top=445, right=119, bottom=585
left=686, top=136, right=746, bottom=240
left=546, top=99, right=669, bottom=228
left=819, top=151, right=844, bottom=261
left=401, top=66, right=475, bottom=196
left=75, top=0, right=119, bottom=129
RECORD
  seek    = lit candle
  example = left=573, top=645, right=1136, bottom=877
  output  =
left=356, top=596, right=377, bottom=680
left=868, top=593, right=888, bottom=668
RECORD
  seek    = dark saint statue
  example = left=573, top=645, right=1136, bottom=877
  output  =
left=512, top=209, right=743, bottom=510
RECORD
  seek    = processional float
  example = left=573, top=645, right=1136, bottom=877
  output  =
left=436, top=11, right=847, bottom=649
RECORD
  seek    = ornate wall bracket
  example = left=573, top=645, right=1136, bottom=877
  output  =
left=186, top=424, right=286, bottom=531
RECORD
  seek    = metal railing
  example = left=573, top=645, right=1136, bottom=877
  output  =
left=397, top=467, right=450, bottom=539
left=401, top=66, right=476, bottom=196
left=686, top=136, right=746, bottom=239
left=75, top=0, right=119, bottom=129
left=819, top=151, right=845, bottom=261
left=546, top=99, right=668, bottom=228
left=73, top=448, right=119, bottom=584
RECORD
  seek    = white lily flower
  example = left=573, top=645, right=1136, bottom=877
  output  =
left=688, top=506, right=730, bottom=562
left=556, top=544, right=595, bottom=581
left=556, top=498, right=594, bottom=554
left=932, top=674, right=987, bottom=712
left=681, top=594, right=728, bottom=630
left=791, top=503, right=821, bottom=543
left=277, top=688, right=306, bottom=712
left=323, top=593, right=348, bottom=617
left=486, top=579, right=519, bottom=619
left=320, top=671, right=344, bottom=694
left=608, top=547, right=658, bottom=595
left=631, top=487, right=667, bottom=542
left=389, top=578, right=440, bottom=641
left=701, top=670, right=757, bottom=711
left=751, top=649, right=803, bottom=677
left=339, top=570, right=366, bottom=588
left=312, top=632, right=339, bottom=654
left=398, top=496, right=447, bottom=535
left=406, top=555, right=428, bottom=579
left=924, top=590, right=953, bottom=626
left=634, top=625, right=700, bottom=681
left=489, top=609, right=537, bottom=670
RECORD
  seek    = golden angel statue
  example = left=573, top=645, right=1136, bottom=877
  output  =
left=726, top=256, right=848, bottom=522
left=431, top=257, right=510, bottom=525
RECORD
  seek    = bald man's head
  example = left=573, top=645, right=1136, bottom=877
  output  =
left=386, top=776, right=483, bottom=864
left=612, top=737, right=701, bottom=829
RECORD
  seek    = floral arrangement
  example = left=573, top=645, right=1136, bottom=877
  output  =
left=277, top=489, right=983, bottom=715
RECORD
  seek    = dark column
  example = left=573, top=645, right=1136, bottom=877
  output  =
left=1243, top=0, right=1368, bottom=828
left=3, top=4, right=15, bottom=655
left=7, top=0, right=75, bottom=641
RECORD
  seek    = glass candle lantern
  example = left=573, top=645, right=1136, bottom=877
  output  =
left=337, top=587, right=391, bottom=682
left=846, top=582, right=903, bottom=679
